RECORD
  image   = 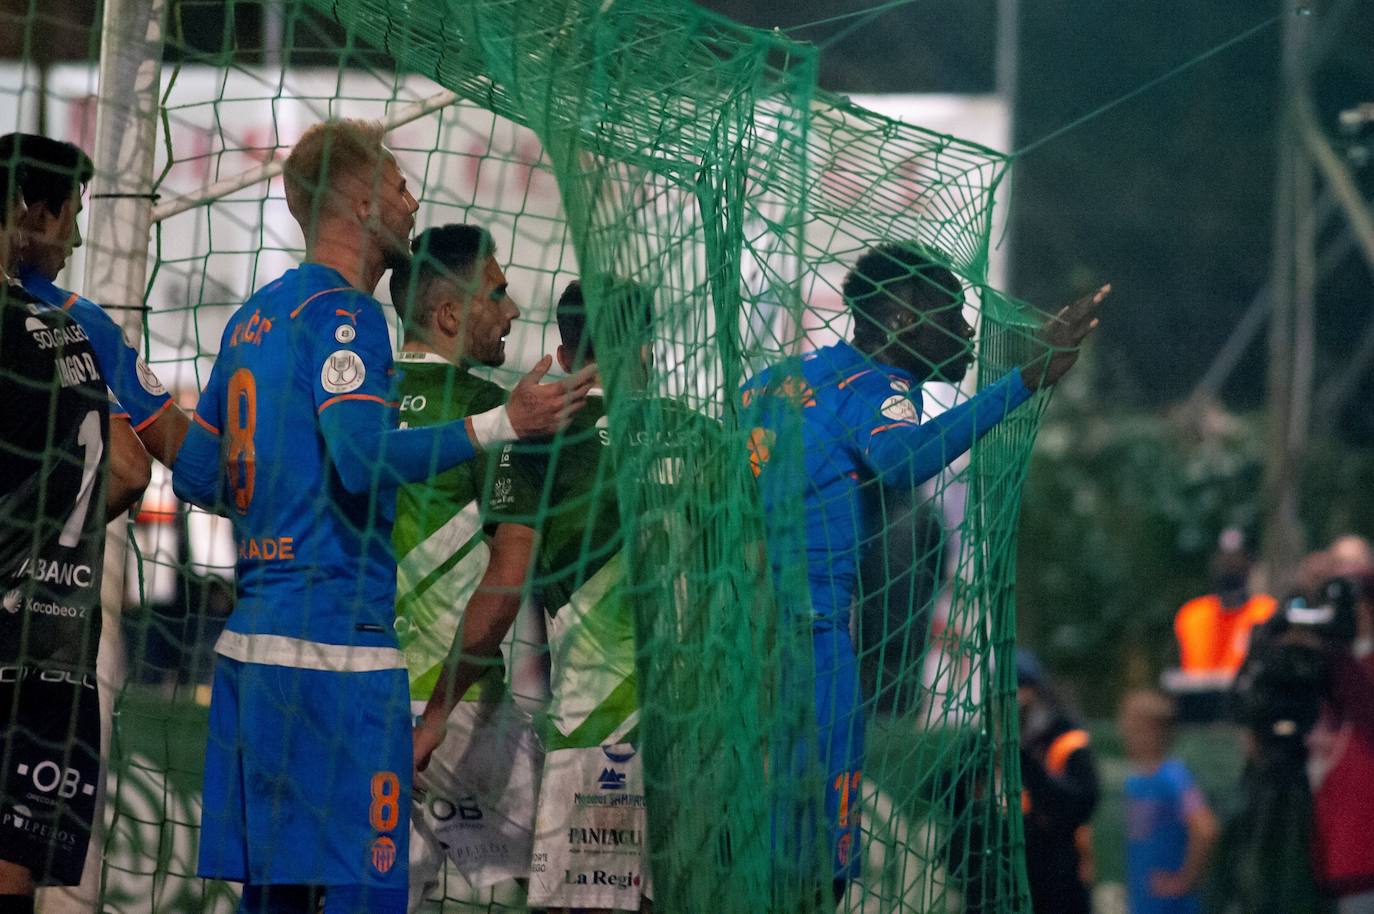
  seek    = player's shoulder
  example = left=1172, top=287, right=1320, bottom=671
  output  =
left=17, top=267, right=78, bottom=312
left=818, top=345, right=921, bottom=425
left=1159, top=757, right=1196, bottom=789
left=458, top=371, right=509, bottom=409
left=252, top=263, right=373, bottom=324
left=397, top=353, right=508, bottom=411
left=3, top=284, right=85, bottom=341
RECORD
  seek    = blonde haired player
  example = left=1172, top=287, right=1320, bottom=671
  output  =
left=172, top=120, right=590, bottom=914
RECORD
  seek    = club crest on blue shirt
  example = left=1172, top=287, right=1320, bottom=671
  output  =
left=321, top=349, right=365, bottom=394
left=135, top=356, right=167, bottom=395
left=879, top=394, right=918, bottom=422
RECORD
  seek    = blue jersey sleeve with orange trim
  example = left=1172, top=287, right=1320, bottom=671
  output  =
left=859, top=367, right=1033, bottom=488
left=173, top=353, right=228, bottom=511
left=298, top=291, right=483, bottom=495
left=20, top=267, right=174, bottom=429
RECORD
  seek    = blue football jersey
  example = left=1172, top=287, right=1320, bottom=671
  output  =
left=20, top=266, right=173, bottom=429
left=742, top=340, right=1031, bottom=626
left=193, top=263, right=400, bottom=647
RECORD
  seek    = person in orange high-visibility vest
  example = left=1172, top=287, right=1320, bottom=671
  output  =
left=1018, top=650, right=1099, bottom=914
left=1174, top=536, right=1276, bottom=678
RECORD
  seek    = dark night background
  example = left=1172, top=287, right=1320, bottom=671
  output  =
left=8, top=0, right=1369, bottom=425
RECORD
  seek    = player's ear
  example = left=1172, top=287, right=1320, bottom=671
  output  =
left=556, top=344, right=575, bottom=374
left=435, top=295, right=461, bottom=337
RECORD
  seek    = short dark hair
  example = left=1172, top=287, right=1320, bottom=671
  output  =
left=556, top=276, right=654, bottom=361
left=390, top=224, right=495, bottom=336
left=0, top=134, right=93, bottom=215
left=843, top=243, right=962, bottom=345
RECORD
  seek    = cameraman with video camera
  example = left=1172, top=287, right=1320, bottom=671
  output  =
left=1305, top=553, right=1374, bottom=914
left=1220, top=545, right=1374, bottom=914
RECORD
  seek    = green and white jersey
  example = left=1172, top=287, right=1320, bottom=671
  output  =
left=392, top=350, right=526, bottom=702
left=491, top=393, right=711, bottom=752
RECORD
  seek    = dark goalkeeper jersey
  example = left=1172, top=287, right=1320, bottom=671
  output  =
left=0, top=283, right=109, bottom=673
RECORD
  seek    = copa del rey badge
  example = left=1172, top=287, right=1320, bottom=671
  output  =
left=321, top=349, right=365, bottom=394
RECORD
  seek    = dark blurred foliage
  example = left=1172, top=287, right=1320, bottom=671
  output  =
left=1016, top=353, right=1374, bottom=714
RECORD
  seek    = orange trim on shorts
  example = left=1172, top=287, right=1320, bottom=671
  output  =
left=110, top=411, right=131, bottom=421
left=132, top=397, right=174, bottom=433
left=317, top=392, right=387, bottom=413
left=193, top=413, right=221, bottom=436
left=289, top=286, right=352, bottom=319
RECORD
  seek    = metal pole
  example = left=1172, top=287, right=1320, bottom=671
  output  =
left=994, top=0, right=1019, bottom=290
left=263, top=0, right=286, bottom=69
left=1260, top=1, right=1312, bottom=592
left=37, top=0, right=167, bottom=911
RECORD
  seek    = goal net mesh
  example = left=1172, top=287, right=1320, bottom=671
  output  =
left=4, top=0, right=1051, bottom=911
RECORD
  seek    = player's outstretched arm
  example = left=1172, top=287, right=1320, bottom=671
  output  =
left=171, top=420, right=224, bottom=512
left=863, top=283, right=1109, bottom=489
left=171, top=360, right=229, bottom=513
left=864, top=369, right=1034, bottom=489
left=320, top=357, right=594, bottom=495
left=413, top=522, right=536, bottom=773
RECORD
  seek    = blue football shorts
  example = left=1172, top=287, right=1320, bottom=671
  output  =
left=198, top=656, right=411, bottom=891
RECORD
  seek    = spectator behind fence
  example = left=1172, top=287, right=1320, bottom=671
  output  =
left=1120, top=689, right=1218, bottom=914
left=1174, top=529, right=1276, bottom=681
left=1018, top=650, right=1099, bottom=914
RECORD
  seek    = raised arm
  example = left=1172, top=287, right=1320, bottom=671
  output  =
left=861, top=283, right=1109, bottom=489
left=317, top=354, right=593, bottom=495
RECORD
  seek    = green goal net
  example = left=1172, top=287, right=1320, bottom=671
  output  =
left=1, top=0, right=1052, bottom=912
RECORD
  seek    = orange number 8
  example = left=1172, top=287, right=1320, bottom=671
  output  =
left=225, top=368, right=258, bottom=514
left=370, top=771, right=400, bottom=832
left=834, top=770, right=862, bottom=828
left=747, top=427, right=775, bottom=478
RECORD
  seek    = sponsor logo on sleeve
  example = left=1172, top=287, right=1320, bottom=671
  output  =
left=321, top=350, right=365, bottom=394
left=335, top=324, right=356, bottom=343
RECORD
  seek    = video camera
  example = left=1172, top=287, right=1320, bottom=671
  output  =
left=1234, top=577, right=1359, bottom=746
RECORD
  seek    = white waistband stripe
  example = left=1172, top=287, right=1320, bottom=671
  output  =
left=214, top=630, right=405, bottom=673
